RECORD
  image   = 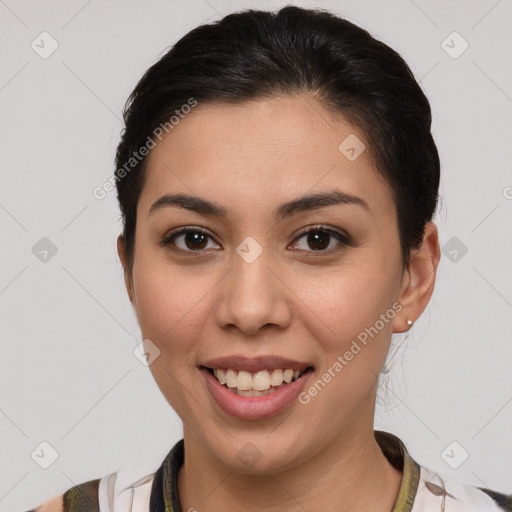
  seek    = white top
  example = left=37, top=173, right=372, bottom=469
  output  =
left=29, top=432, right=512, bottom=511
left=94, top=464, right=511, bottom=511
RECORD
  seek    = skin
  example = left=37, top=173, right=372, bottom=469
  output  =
left=117, top=93, right=441, bottom=512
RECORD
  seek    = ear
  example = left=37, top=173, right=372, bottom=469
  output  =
left=392, top=221, right=441, bottom=333
left=117, top=234, right=135, bottom=304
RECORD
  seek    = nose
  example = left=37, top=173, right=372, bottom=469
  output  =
left=214, top=248, right=292, bottom=336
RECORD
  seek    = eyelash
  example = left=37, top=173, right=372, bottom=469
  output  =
left=160, top=224, right=351, bottom=256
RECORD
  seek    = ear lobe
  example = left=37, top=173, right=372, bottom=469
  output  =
left=393, top=221, right=441, bottom=333
left=117, top=234, right=135, bottom=304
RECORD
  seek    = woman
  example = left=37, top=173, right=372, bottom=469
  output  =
left=27, top=6, right=511, bottom=512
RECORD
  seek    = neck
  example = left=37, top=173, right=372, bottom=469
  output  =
left=177, top=424, right=403, bottom=512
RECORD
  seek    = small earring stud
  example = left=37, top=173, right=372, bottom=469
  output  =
left=406, top=319, right=413, bottom=326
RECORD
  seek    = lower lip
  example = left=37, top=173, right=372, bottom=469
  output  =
left=201, top=368, right=312, bottom=421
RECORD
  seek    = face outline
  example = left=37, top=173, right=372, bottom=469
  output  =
left=118, top=93, right=440, bottom=474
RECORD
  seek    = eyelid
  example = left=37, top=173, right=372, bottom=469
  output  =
left=159, top=225, right=221, bottom=249
left=290, top=224, right=351, bottom=253
left=160, top=224, right=351, bottom=253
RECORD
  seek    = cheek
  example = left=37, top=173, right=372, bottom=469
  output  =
left=130, top=255, right=220, bottom=368
left=298, top=257, right=399, bottom=350
left=131, top=241, right=202, bottom=339
left=131, top=262, right=210, bottom=416
left=132, top=270, right=183, bottom=339
left=298, top=278, right=397, bottom=424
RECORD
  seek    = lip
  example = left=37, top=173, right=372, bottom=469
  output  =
left=201, top=355, right=312, bottom=372
left=201, top=366, right=314, bottom=421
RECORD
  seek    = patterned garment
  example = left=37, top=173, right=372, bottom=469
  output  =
left=26, top=430, right=512, bottom=511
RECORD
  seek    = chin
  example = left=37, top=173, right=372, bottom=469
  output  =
left=208, top=429, right=308, bottom=474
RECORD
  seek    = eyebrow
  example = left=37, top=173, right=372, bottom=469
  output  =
left=148, top=189, right=371, bottom=221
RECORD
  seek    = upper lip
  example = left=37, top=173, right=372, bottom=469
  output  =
left=201, top=355, right=313, bottom=372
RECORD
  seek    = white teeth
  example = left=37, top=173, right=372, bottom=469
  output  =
left=211, top=367, right=306, bottom=391
left=253, top=370, right=271, bottom=391
left=225, top=369, right=238, bottom=388
left=236, top=389, right=258, bottom=397
left=236, top=371, right=253, bottom=391
left=234, top=386, right=280, bottom=397
left=270, top=369, right=284, bottom=386
left=283, top=369, right=293, bottom=383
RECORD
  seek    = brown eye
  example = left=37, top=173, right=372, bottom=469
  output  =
left=306, top=231, right=330, bottom=250
left=291, top=226, right=350, bottom=253
left=161, top=228, right=220, bottom=252
left=180, top=231, right=209, bottom=250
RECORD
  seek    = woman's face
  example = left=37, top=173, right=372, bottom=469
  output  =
left=123, top=94, right=410, bottom=472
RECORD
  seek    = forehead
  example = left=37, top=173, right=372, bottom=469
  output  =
left=139, top=94, right=394, bottom=218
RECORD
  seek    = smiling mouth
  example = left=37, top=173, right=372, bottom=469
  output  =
left=202, top=366, right=314, bottom=397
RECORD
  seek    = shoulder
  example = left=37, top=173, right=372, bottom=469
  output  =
left=26, top=470, right=155, bottom=512
left=24, top=445, right=173, bottom=512
left=25, top=492, right=64, bottom=512
left=413, top=465, right=512, bottom=511
left=25, top=477, right=100, bottom=512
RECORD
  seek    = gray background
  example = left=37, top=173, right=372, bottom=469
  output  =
left=1, top=0, right=511, bottom=510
